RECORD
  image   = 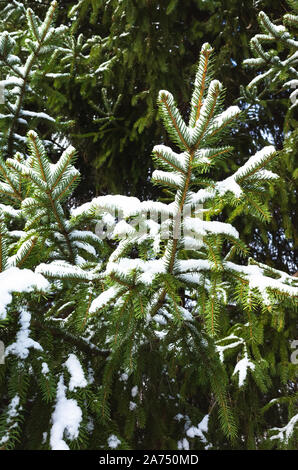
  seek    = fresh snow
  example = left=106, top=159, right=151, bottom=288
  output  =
left=233, top=350, right=255, bottom=387
left=177, top=437, right=189, bottom=450
left=184, top=218, right=239, bottom=239
left=178, top=306, right=193, bottom=322
left=152, top=169, right=184, bottom=187
left=233, top=146, right=276, bottom=180
left=95, top=58, right=116, bottom=73
left=119, top=372, right=129, bottom=382
left=42, top=362, right=50, bottom=375
left=36, top=262, right=95, bottom=280
left=224, top=261, right=298, bottom=304
left=90, top=285, right=122, bottom=313
left=4, top=395, right=20, bottom=420
left=5, top=309, right=43, bottom=359
left=216, top=176, right=242, bottom=198
left=72, top=241, right=96, bottom=256
left=107, top=434, right=121, bottom=449
left=177, top=273, right=203, bottom=285
left=0, top=267, right=49, bottom=320
left=270, top=414, right=298, bottom=444
left=0, top=204, right=21, bottom=217
left=106, top=258, right=165, bottom=285
left=72, top=194, right=174, bottom=219
left=153, top=144, right=188, bottom=171
left=64, top=354, right=87, bottom=391
left=129, top=401, right=137, bottom=411
left=254, top=169, right=279, bottom=180
left=154, top=330, right=168, bottom=340
left=285, top=79, right=298, bottom=89
left=20, top=110, right=55, bottom=122
left=186, top=414, right=209, bottom=444
left=71, top=195, right=140, bottom=218
left=50, top=375, right=83, bottom=450
left=175, top=259, right=211, bottom=274
left=111, top=219, right=136, bottom=237
left=216, top=335, right=244, bottom=363
left=0, top=395, right=21, bottom=446
left=190, top=145, right=276, bottom=203
left=153, top=313, right=168, bottom=325
left=212, top=106, right=240, bottom=129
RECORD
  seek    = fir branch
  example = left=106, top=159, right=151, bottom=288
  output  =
left=6, top=1, right=58, bottom=158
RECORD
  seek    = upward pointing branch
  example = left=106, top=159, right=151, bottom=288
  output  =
left=6, top=1, right=58, bottom=158
left=195, top=48, right=213, bottom=123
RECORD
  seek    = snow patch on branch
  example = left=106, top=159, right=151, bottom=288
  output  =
left=224, top=261, right=298, bottom=303
left=107, top=434, right=121, bottom=449
left=90, top=285, right=123, bottom=313
left=0, top=267, right=49, bottom=320
left=50, top=375, right=83, bottom=450
left=233, top=349, right=255, bottom=387
left=270, top=414, right=298, bottom=444
left=64, top=354, right=87, bottom=391
left=0, top=395, right=22, bottom=446
left=5, top=309, right=43, bottom=359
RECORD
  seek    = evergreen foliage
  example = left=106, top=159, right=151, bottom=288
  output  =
left=0, top=1, right=297, bottom=451
left=0, top=0, right=296, bottom=275
left=241, top=1, right=298, bottom=274
left=0, top=1, right=71, bottom=159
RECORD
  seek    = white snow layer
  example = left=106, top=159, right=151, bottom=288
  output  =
left=106, top=258, right=165, bottom=285
left=71, top=194, right=174, bottom=219
left=270, top=414, right=298, bottom=444
left=36, top=261, right=95, bottom=280
left=190, top=145, right=276, bottom=203
left=90, top=285, right=122, bottom=313
left=107, top=434, right=121, bottom=449
left=5, top=309, right=43, bottom=359
left=186, top=414, right=209, bottom=443
left=0, top=203, right=21, bottom=218
left=0, top=395, right=22, bottom=446
left=50, top=375, right=83, bottom=450
left=0, top=267, right=49, bottom=320
left=184, top=218, right=239, bottom=239
left=42, top=362, right=50, bottom=375
left=224, top=261, right=298, bottom=304
left=20, top=110, right=56, bottom=122
left=153, top=145, right=188, bottom=171
left=232, top=146, right=276, bottom=180
left=233, top=350, right=255, bottom=387
left=216, top=335, right=244, bottom=362
left=212, top=106, right=241, bottom=129
left=177, top=438, right=189, bottom=450
left=64, top=354, right=87, bottom=391
left=129, top=401, right=137, bottom=411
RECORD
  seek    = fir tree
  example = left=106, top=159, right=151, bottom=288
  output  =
left=1, top=0, right=296, bottom=276
left=0, top=4, right=297, bottom=452
left=242, top=1, right=298, bottom=274
left=0, top=1, right=70, bottom=158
